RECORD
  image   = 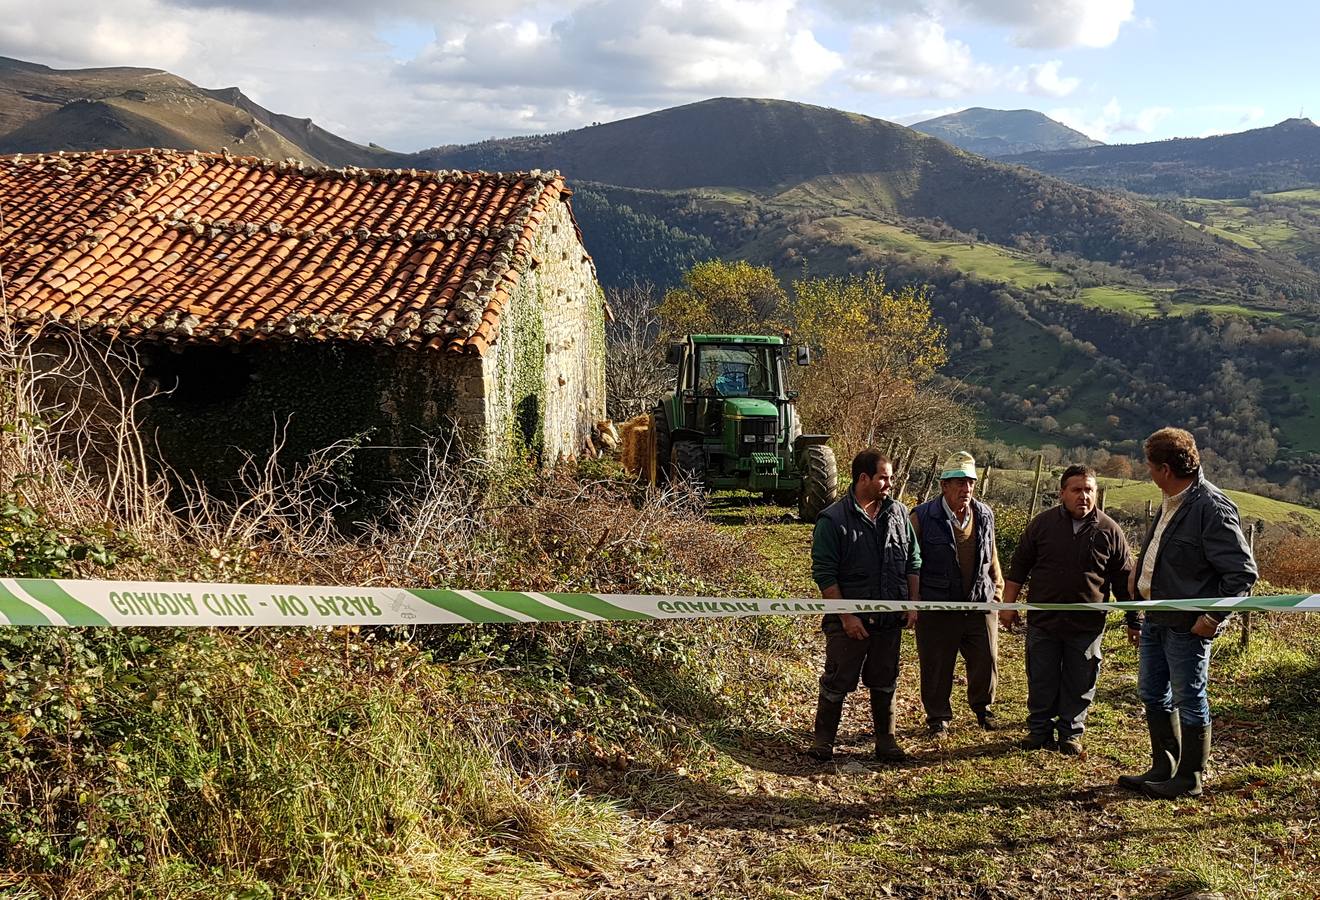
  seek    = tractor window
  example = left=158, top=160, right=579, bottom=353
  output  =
left=695, top=346, right=776, bottom=398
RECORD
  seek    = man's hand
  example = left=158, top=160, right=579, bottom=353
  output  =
left=998, top=609, right=1020, bottom=630
left=840, top=612, right=869, bottom=640
left=905, top=610, right=918, bottom=629
left=1191, top=615, right=1219, bottom=639
left=1126, top=625, right=1141, bottom=647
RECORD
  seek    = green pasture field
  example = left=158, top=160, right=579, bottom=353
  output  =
left=1075, top=286, right=1282, bottom=319
left=819, top=217, right=1067, bottom=289
left=991, top=469, right=1320, bottom=531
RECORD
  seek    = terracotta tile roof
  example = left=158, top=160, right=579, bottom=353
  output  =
left=0, top=148, right=585, bottom=354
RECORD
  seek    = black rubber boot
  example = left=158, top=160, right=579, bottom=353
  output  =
left=1145, top=722, right=1210, bottom=799
left=806, top=695, right=844, bottom=762
left=1118, top=710, right=1181, bottom=791
left=871, top=689, right=908, bottom=763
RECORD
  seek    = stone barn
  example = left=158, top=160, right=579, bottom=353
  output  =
left=0, top=149, right=606, bottom=488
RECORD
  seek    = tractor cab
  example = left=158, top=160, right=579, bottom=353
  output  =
left=674, top=340, right=784, bottom=437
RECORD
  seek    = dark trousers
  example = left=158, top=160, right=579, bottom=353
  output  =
left=915, top=610, right=997, bottom=723
left=819, top=618, right=903, bottom=703
left=1025, top=624, right=1103, bottom=740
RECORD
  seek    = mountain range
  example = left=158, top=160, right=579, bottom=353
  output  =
left=1006, top=117, right=1320, bottom=197
left=0, top=56, right=400, bottom=167
left=3, top=56, right=1320, bottom=499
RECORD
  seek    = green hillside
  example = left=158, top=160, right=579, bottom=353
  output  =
left=911, top=107, right=1102, bottom=157
left=0, top=56, right=404, bottom=167
left=991, top=469, right=1320, bottom=532
left=1006, top=117, right=1320, bottom=197
left=412, top=98, right=1319, bottom=306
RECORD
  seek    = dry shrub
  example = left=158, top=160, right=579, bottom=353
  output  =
left=1, top=310, right=753, bottom=599
left=1257, top=534, right=1320, bottom=592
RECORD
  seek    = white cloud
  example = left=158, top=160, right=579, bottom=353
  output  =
left=820, top=0, right=1135, bottom=48
left=0, top=0, right=1132, bottom=150
left=0, top=0, right=191, bottom=68
left=405, top=0, right=842, bottom=102
left=888, top=105, right=963, bottom=125
left=1022, top=60, right=1080, bottom=98
left=848, top=26, right=1081, bottom=101
left=966, top=0, right=1134, bottom=49
left=1048, top=98, right=1171, bottom=142
left=846, top=16, right=991, bottom=97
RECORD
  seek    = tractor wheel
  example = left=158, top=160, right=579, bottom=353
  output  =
left=798, top=444, right=838, bottom=523
left=670, top=440, right=706, bottom=490
left=653, top=405, right=672, bottom=485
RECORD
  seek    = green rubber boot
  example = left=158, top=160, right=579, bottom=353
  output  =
left=871, top=689, right=908, bottom=763
left=1118, top=710, right=1181, bottom=791
left=806, top=695, right=844, bottom=762
left=1145, top=722, right=1210, bottom=800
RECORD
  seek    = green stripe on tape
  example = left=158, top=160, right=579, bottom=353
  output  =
left=474, top=591, right=584, bottom=622
left=408, top=590, right=521, bottom=623
left=13, top=579, right=108, bottom=626
left=545, top=593, right=653, bottom=621
left=0, top=582, right=51, bottom=626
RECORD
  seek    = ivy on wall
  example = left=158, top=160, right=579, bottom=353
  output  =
left=494, top=272, right=548, bottom=460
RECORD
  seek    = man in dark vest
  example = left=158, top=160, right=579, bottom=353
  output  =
left=1119, top=427, right=1256, bottom=799
left=1001, top=464, right=1134, bottom=755
left=807, top=449, right=921, bottom=763
left=910, top=451, right=1004, bottom=738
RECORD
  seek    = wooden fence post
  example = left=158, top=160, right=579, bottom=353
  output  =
left=1097, top=486, right=1106, bottom=512
left=922, top=452, right=940, bottom=501
left=897, top=445, right=919, bottom=502
left=1028, top=453, right=1045, bottom=519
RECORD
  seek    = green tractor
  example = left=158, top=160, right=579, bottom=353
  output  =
left=653, top=334, right=839, bottom=522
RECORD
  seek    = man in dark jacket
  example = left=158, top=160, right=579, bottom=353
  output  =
left=1001, top=465, right=1133, bottom=754
left=807, top=449, right=921, bottom=763
left=1118, top=428, right=1257, bottom=799
left=910, top=451, right=1004, bottom=738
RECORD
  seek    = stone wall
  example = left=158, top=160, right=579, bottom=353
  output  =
left=479, top=196, right=606, bottom=461
left=137, top=341, right=479, bottom=495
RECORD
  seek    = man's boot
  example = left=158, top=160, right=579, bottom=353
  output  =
left=1118, top=710, right=1181, bottom=791
left=871, top=689, right=908, bottom=763
left=806, top=694, right=844, bottom=762
left=1145, top=722, right=1210, bottom=799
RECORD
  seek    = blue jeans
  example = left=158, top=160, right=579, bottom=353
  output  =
left=1138, top=621, right=1213, bottom=727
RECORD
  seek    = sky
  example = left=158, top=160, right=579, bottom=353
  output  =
left=0, top=0, right=1314, bottom=152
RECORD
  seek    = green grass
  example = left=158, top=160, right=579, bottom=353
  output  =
left=1076, top=285, right=1164, bottom=314
left=1187, top=219, right=1263, bottom=249
left=1075, top=286, right=1282, bottom=319
left=1263, top=188, right=1320, bottom=204
left=1265, top=370, right=1320, bottom=452
left=1102, top=479, right=1320, bottom=529
left=818, top=217, right=1067, bottom=289
left=596, top=569, right=1320, bottom=899
left=991, top=468, right=1320, bottom=531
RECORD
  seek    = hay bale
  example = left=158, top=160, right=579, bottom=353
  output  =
left=619, top=413, right=654, bottom=477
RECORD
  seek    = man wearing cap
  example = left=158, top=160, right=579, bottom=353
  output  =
left=910, top=451, right=1004, bottom=737
left=1118, top=427, right=1256, bottom=799
left=1000, top=464, right=1134, bottom=755
left=807, top=450, right=922, bottom=763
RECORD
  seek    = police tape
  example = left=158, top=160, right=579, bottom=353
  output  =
left=0, top=578, right=1317, bottom=627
